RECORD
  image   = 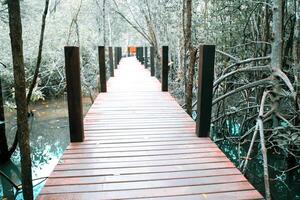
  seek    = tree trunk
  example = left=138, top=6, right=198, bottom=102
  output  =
left=27, top=0, right=50, bottom=106
left=182, top=0, right=187, bottom=93
left=266, top=0, right=285, bottom=199
left=271, top=0, right=283, bottom=71
left=184, top=0, right=196, bottom=116
left=7, top=0, right=34, bottom=199
left=293, top=0, right=300, bottom=73
left=107, top=10, right=112, bottom=46
left=103, top=0, right=106, bottom=46
left=185, top=48, right=197, bottom=115
left=263, top=0, right=271, bottom=57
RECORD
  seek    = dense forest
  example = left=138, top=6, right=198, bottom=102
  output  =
left=0, top=0, right=300, bottom=199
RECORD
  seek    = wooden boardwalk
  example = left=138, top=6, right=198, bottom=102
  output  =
left=38, top=57, right=263, bottom=200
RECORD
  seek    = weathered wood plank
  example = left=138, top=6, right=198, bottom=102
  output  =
left=65, top=143, right=218, bottom=154
left=59, top=152, right=228, bottom=164
left=39, top=182, right=256, bottom=199
left=55, top=157, right=229, bottom=171
left=41, top=175, right=246, bottom=194
left=42, top=168, right=243, bottom=186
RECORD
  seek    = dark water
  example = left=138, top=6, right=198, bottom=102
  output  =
left=0, top=97, right=92, bottom=200
left=216, top=137, right=300, bottom=200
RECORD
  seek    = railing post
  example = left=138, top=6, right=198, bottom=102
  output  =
left=196, top=45, right=216, bottom=137
left=141, top=47, right=144, bottom=64
left=136, top=47, right=139, bottom=60
left=137, top=47, right=140, bottom=62
left=114, top=47, right=118, bottom=69
left=139, top=47, right=142, bottom=62
left=144, top=47, right=148, bottom=68
left=150, top=46, right=155, bottom=76
left=109, top=47, right=114, bottom=77
left=118, top=47, right=122, bottom=63
left=162, top=46, right=168, bottom=91
left=64, top=46, right=84, bottom=142
left=98, top=46, right=107, bottom=92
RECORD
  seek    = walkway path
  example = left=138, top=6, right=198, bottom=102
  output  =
left=38, top=57, right=262, bottom=200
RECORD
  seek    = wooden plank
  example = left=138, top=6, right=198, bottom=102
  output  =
left=83, top=134, right=209, bottom=141
left=56, top=157, right=229, bottom=171
left=65, top=143, right=218, bottom=154
left=65, top=144, right=217, bottom=154
left=50, top=162, right=235, bottom=178
left=134, top=190, right=263, bottom=200
left=82, top=127, right=197, bottom=135
left=41, top=175, right=246, bottom=194
left=59, top=152, right=227, bottom=164
left=67, top=138, right=211, bottom=149
left=83, top=124, right=195, bottom=132
left=43, top=168, right=243, bottom=186
left=39, top=182, right=256, bottom=199
left=61, top=147, right=221, bottom=159
left=64, top=137, right=200, bottom=145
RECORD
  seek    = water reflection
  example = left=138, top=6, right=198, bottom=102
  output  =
left=217, top=140, right=300, bottom=200
left=0, top=98, right=92, bottom=199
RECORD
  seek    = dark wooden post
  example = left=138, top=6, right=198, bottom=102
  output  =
left=145, top=47, right=148, bottom=68
left=140, top=47, right=143, bottom=63
left=98, top=46, right=107, bottom=92
left=114, top=47, right=118, bottom=69
left=141, top=47, right=144, bottom=64
left=162, top=46, right=168, bottom=91
left=196, top=45, right=216, bottom=137
left=150, top=46, right=155, bottom=76
left=138, top=47, right=141, bottom=62
left=127, top=46, right=130, bottom=57
left=64, top=46, right=84, bottom=142
left=118, top=47, right=122, bottom=63
left=109, top=47, right=114, bottom=77
left=137, top=47, right=140, bottom=62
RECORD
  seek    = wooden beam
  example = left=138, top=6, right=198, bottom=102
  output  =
left=137, top=47, right=141, bottom=62
left=196, top=45, right=216, bottom=137
left=150, top=46, right=155, bottom=76
left=141, top=47, right=144, bottom=64
left=109, top=47, right=114, bottom=77
left=98, top=46, right=107, bottom=93
left=114, top=47, right=118, bottom=69
left=162, top=46, right=168, bottom=92
left=144, top=47, right=148, bottom=68
left=118, top=47, right=122, bottom=63
left=64, top=46, right=84, bottom=142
